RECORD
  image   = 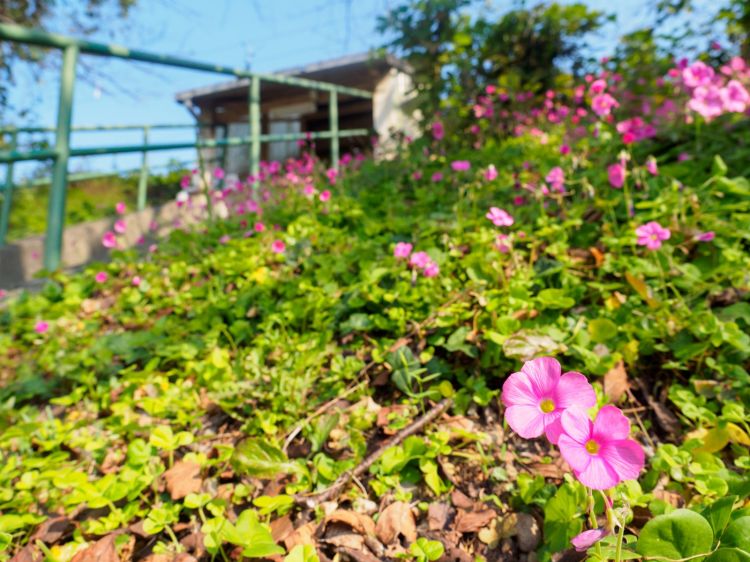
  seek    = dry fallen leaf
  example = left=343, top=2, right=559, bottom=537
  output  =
left=30, top=516, right=73, bottom=544
left=271, top=515, right=295, bottom=543
left=70, top=534, right=119, bottom=562
left=324, top=510, right=376, bottom=537
left=375, top=501, right=417, bottom=545
left=162, top=461, right=202, bottom=500
left=603, top=361, right=629, bottom=403
left=454, top=508, right=497, bottom=533
left=427, top=502, right=452, bottom=531
left=284, top=522, right=317, bottom=551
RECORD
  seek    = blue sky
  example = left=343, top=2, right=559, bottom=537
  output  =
left=5, top=0, right=661, bottom=178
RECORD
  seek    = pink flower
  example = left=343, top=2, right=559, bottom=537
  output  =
left=431, top=172, right=443, bottom=182
left=545, top=167, right=565, bottom=193
left=485, top=164, right=498, bottom=181
left=394, top=242, right=413, bottom=259
left=271, top=240, right=286, bottom=254
left=326, top=168, right=338, bottom=185
left=607, top=163, right=625, bottom=188
left=303, top=184, right=316, bottom=197
left=412, top=171, right=423, bottom=181
left=34, top=321, right=49, bottom=334
left=148, top=244, right=158, bottom=253
left=486, top=207, right=514, bottom=227
left=635, top=221, right=671, bottom=250
left=213, top=167, right=225, bottom=180
left=695, top=231, right=715, bottom=242
left=95, top=271, right=108, bottom=283
left=409, top=251, right=431, bottom=269
left=114, top=219, right=127, bottom=234
left=115, top=202, right=126, bottom=215
left=132, top=276, right=142, bottom=287
left=502, top=357, right=596, bottom=444
left=558, top=405, right=645, bottom=490
left=560, top=144, right=570, bottom=155
left=571, top=529, right=610, bottom=552
left=254, top=222, right=265, bottom=233
left=682, top=61, right=715, bottom=88
left=451, top=160, right=471, bottom=172
left=591, top=93, right=619, bottom=117
left=688, top=85, right=724, bottom=119
left=102, top=231, right=117, bottom=249
left=646, top=157, right=658, bottom=176
left=319, top=190, right=331, bottom=202
left=180, top=175, right=191, bottom=189
left=721, top=80, right=750, bottom=113
left=589, top=79, right=607, bottom=94
left=495, top=234, right=511, bottom=254
left=422, top=261, right=439, bottom=277
left=0, top=289, right=6, bottom=300
left=431, top=121, right=445, bottom=141
left=219, top=235, right=231, bottom=244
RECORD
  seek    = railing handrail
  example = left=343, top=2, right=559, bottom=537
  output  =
left=0, top=24, right=374, bottom=269
left=0, top=123, right=211, bottom=134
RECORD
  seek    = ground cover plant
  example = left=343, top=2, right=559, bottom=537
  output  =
left=1, top=31, right=750, bottom=562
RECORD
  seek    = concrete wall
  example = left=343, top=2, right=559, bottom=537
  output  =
left=0, top=200, right=187, bottom=290
left=373, top=68, right=419, bottom=157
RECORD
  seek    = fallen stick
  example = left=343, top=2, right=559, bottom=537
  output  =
left=295, top=397, right=453, bottom=507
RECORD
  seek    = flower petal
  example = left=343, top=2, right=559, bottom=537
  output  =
left=501, top=371, right=539, bottom=407
left=571, top=529, right=609, bottom=552
left=521, top=357, right=561, bottom=397
left=544, top=412, right=564, bottom=444
left=600, top=439, right=645, bottom=482
left=505, top=405, right=545, bottom=439
left=577, top=457, right=620, bottom=490
left=559, top=434, right=592, bottom=472
left=593, top=405, right=631, bottom=441
left=561, top=407, right=593, bottom=444
left=555, top=371, right=596, bottom=409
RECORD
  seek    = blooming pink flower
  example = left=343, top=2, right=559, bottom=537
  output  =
left=571, top=529, right=610, bottom=552
left=213, top=167, right=225, bottom=180
left=95, top=271, right=108, bottom=283
left=591, top=93, right=619, bottom=117
left=607, top=163, right=625, bottom=188
left=394, top=242, right=413, bottom=259
left=319, top=190, right=331, bottom=202
left=486, top=207, right=514, bottom=227
left=646, top=157, right=658, bottom=176
left=545, top=167, right=565, bottom=193
left=34, top=321, right=49, bottom=334
left=114, top=219, right=126, bottom=234
left=431, top=172, right=443, bottom=182
left=254, top=222, right=265, bottom=233
left=422, top=261, right=439, bottom=277
left=560, top=144, right=570, bottom=155
left=115, top=202, right=126, bottom=215
left=695, top=231, right=715, bottom=242
left=721, top=80, right=750, bottom=113
left=502, top=357, right=596, bottom=443
left=326, top=168, right=338, bottom=185
left=271, top=240, right=286, bottom=254
left=412, top=170, right=423, bottom=181
left=451, top=160, right=471, bottom=172
left=431, top=121, right=445, bottom=141
left=132, top=276, right=142, bottom=287
left=688, top=85, right=724, bottom=119
left=589, top=79, right=607, bottom=94
left=635, top=221, right=671, bottom=250
left=303, top=184, right=315, bottom=197
left=409, top=251, right=431, bottom=269
left=558, top=405, right=645, bottom=490
left=180, top=175, right=191, bottom=189
left=682, top=61, right=715, bottom=88
left=102, top=231, right=117, bottom=249
left=485, top=164, right=498, bottom=181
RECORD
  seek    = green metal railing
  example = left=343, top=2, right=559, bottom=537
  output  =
left=0, top=23, right=373, bottom=270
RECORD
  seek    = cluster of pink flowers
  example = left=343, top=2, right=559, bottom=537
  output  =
left=607, top=162, right=626, bottom=188
left=394, top=243, right=439, bottom=277
left=589, top=78, right=619, bottom=117
left=486, top=207, right=514, bottom=227
left=616, top=117, right=656, bottom=144
left=635, top=221, right=671, bottom=250
left=451, top=160, right=471, bottom=172
left=679, top=59, right=750, bottom=120
left=502, top=357, right=645, bottom=491
left=544, top=167, right=565, bottom=193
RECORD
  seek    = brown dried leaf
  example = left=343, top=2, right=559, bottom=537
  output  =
left=271, top=515, right=295, bottom=544
left=324, top=510, right=376, bottom=536
left=375, top=501, right=417, bottom=545
left=450, top=490, right=476, bottom=510
left=284, top=522, right=317, bottom=551
left=70, top=534, right=118, bottom=562
left=454, top=508, right=497, bottom=534
left=336, top=546, right=381, bottom=562
left=163, top=461, right=202, bottom=500
left=9, top=546, right=42, bottom=562
left=427, top=502, right=452, bottom=531
left=604, top=361, right=629, bottom=403
left=30, top=516, right=73, bottom=544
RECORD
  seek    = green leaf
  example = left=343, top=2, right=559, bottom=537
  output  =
left=706, top=548, right=750, bottom=562
left=588, top=318, right=618, bottom=342
left=537, top=288, right=575, bottom=309
left=721, top=517, right=750, bottom=551
left=284, top=545, right=320, bottom=562
left=231, top=438, right=299, bottom=478
left=636, top=509, right=714, bottom=560
left=543, top=482, right=585, bottom=552
left=223, top=509, right=285, bottom=558
left=701, top=496, right=737, bottom=539
left=253, top=495, right=295, bottom=516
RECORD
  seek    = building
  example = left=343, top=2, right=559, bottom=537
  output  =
left=174, top=52, right=416, bottom=173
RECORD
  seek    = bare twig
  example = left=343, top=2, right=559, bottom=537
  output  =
left=295, top=398, right=453, bottom=507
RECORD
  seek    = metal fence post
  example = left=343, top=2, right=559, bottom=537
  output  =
left=0, top=129, right=18, bottom=246
left=249, top=75, right=261, bottom=178
left=137, top=125, right=150, bottom=211
left=45, top=44, right=78, bottom=271
left=329, top=89, right=339, bottom=171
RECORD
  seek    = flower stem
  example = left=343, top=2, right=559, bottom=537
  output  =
left=614, top=518, right=626, bottom=562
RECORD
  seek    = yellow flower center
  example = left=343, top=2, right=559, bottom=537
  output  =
left=585, top=439, right=600, bottom=454
left=540, top=399, right=556, bottom=413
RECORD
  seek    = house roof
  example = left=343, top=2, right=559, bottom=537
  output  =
left=175, top=51, right=407, bottom=106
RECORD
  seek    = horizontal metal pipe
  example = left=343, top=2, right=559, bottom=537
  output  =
left=0, top=129, right=370, bottom=163
left=0, top=24, right=372, bottom=99
left=0, top=123, right=211, bottom=134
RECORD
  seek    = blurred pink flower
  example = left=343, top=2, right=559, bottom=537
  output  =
left=422, top=261, right=439, bottom=277
left=451, top=160, right=471, bottom=172
left=635, top=221, right=671, bottom=250
left=271, top=240, right=286, bottom=254
left=495, top=233, right=511, bottom=254
left=326, top=168, right=338, bottom=184
left=95, top=271, right=108, bottom=283
left=608, top=163, right=625, bottom=188
left=319, top=190, right=331, bottom=202
left=394, top=242, right=413, bottom=259
left=431, top=121, right=445, bottom=141
left=485, top=164, right=498, bottom=181
left=431, top=172, right=443, bottom=182
left=545, top=167, right=565, bottom=193
left=589, top=79, right=607, bottom=94
left=688, top=85, right=724, bottom=119
left=34, top=321, right=49, bottom=334
left=213, top=167, right=225, bottom=180
left=409, top=251, right=431, bottom=269
left=591, top=93, right=619, bottom=117
left=486, top=207, right=514, bottom=227
left=132, top=276, right=142, bottom=287
left=695, top=231, right=715, bottom=242
left=114, top=219, right=127, bottom=234
left=560, top=144, right=571, bottom=155
left=254, top=222, right=265, bottom=233
left=115, top=202, right=126, bottom=215
left=102, top=231, right=117, bottom=249
left=219, top=235, right=230, bottom=244
left=682, top=61, right=715, bottom=88
left=721, top=80, right=750, bottom=112
left=571, top=529, right=610, bottom=552
left=646, top=157, right=658, bottom=176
